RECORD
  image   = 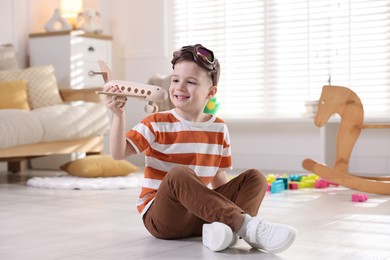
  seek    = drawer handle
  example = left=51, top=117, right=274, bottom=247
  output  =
left=88, top=70, right=99, bottom=76
left=89, top=71, right=106, bottom=77
left=88, top=46, right=95, bottom=52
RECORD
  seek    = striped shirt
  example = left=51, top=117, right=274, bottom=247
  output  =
left=126, top=109, right=232, bottom=214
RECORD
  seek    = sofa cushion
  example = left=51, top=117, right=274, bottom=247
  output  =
left=0, top=65, right=63, bottom=109
left=33, top=102, right=109, bottom=142
left=0, top=44, right=19, bottom=70
left=60, top=154, right=139, bottom=178
left=0, top=109, right=44, bottom=148
left=0, top=102, right=109, bottom=149
left=0, top=80, right=30, bottom=110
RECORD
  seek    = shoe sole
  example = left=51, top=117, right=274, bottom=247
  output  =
left=270, top=227, right=297, bottom=254
left=202, top=222, right=234, bottom=252
left=251, top=227, right=297, bottom=254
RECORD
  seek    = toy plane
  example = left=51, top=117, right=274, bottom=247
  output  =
left=94, top=60, right=168, bottom=113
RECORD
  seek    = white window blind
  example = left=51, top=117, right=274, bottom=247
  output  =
left=171, top=0, right=390, bottom=119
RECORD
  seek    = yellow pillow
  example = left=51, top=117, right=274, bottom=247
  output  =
left=0, top=80, right=30, bottom=110
left=0, top=65, right=63, bottom=109
left=60, top=155, right=140, bottom=178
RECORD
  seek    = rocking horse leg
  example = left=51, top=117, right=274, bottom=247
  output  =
left=313, top=163, right=390, bottom=195
left=358, top=176, right=390, bottom=181
left=302, top=158, right=321, bottom=172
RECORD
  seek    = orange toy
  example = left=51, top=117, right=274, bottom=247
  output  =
left=94, top=60, right=168, bottom=113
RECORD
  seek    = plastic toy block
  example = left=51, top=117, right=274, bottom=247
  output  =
left=289, top=175, right=302, bottom=182
left=289, top=182, right=299, bottom=190
left=279, top=173, right=289, bottom=179
left=307, top=174, right=319, bottom=181
left=303, top=180, right=315, bottom=188
left=277, top=177, right=288, bottom=190
left=267, top=174, right=277, bottom=183
left=267, top=183, right=271, bottom=192
left=297, top=182, right=305, bottom=189
left=314, top=179, right=329, bottom=189
left=271, top=180, right=285, bottom=193
left=352, top=193, right=368, bottom=202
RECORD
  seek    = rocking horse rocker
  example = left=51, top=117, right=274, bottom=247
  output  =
left=302, top=85, right=390, bottom=195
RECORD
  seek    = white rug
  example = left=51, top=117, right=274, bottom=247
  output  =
left=26, top=174, right=140, bottom=190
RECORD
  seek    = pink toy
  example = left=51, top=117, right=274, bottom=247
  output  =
left=352, top=193, right=368, bottom=202
left=94, top=60, right=168, bottom=112
left=327, top=180, right=339, bottom=187
left=289, top=182, right=299, bottom=190
left=314, top=179, right=329, bottom=188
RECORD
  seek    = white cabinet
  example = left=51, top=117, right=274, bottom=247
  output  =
left=29, top=30, right=112, bottom=89
left=28, top=31, right=112, bottom=170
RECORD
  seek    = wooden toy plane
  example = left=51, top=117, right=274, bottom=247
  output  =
left=94, top=60, right=168, bottom=112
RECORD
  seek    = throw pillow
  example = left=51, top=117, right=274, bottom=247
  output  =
left=0, top=80, right=30, bottom=110
left=0, top=65, right=63, bottom=109
left=60, top=155, right=140, bottom=178
left=0, top=44, right=19, bottom=70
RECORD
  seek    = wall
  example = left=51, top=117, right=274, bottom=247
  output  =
left=110, top=1, right=390, bottom=176
left=108, top=0, right=172, bottom=165
left=0, top=0, right=29, bottom=67
left=227, top=120, right=322, bottom=173
left=1, top=0, right=390, bottom=175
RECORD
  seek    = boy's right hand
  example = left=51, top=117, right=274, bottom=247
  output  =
left=103, top=85, right=127, bottom=114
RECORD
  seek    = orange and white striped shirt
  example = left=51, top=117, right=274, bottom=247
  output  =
left=126, top=109, right=232, bottom=214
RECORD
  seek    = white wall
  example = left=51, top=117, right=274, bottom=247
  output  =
left=1, top=0, right=390, bottom=175
left=0, top=0, right=29, bottom=67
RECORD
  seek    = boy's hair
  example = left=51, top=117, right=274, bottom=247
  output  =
left=171, top=44, right=221, bottom=86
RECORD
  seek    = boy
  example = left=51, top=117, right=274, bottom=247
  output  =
left=103, top=44, right=296, bottom=253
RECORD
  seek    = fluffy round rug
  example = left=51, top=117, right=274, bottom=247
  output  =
left=26, top=174, right=140, bottom=190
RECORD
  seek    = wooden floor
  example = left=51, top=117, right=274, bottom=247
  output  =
left=1, top=169, right=390, bottom=260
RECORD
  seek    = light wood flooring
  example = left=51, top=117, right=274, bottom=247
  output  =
left=1, top=169, right=389, bottom=260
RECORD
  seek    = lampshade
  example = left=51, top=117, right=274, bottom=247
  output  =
left=61, top=0, right=83, bottom=18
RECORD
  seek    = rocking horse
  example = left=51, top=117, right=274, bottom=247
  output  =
left=302, top=85, right=390, bottom=195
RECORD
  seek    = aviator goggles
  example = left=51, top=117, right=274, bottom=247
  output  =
left=171, top=44, right=218, bottom=85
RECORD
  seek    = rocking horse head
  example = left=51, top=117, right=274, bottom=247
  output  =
left=315, top=85, right=364, bottom=127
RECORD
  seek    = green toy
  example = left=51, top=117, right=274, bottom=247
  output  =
left=204, top=97, right=220, bottom=115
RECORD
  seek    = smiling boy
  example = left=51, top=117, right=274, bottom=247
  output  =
left=103, top=44, right=296, bottom=254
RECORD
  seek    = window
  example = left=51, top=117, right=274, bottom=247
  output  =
left=171, top=0, right=390, bottom=119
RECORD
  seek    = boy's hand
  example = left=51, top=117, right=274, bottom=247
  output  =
left=211, top=170, right=229, bottom=189
left=103, top=85, right=127, bottom=114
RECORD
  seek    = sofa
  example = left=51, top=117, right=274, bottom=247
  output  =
left=0, top=44, right=109, bottom=173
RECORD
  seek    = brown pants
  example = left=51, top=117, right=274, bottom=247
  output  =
left=143, top=166, right=267, bottom=239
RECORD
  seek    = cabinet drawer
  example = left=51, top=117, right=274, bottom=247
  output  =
left=29, top=31, right=112, bottom=89
left=74, top=39, right=109, bottom=62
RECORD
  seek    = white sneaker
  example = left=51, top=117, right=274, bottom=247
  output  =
left=243, top=218, right=296, bottom=254
left=202, top=222, right=237, bottom=252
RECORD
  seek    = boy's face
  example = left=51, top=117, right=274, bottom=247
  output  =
left=170, top=60, right=216, bottom=116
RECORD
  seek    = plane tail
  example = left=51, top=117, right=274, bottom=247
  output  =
left=97, top=60, right=115, bottom=83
